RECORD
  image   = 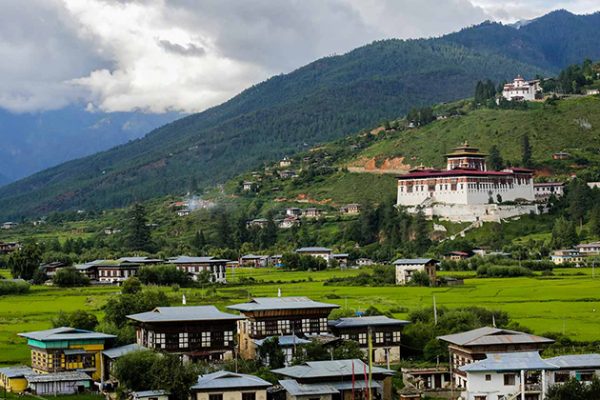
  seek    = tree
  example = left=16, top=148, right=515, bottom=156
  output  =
left=257, top=337, right=285, bottom=368
left=551, top=217, right=578, bottom=250
left=52, top=310, right=98, bottom=331
left=53, top=267, right=90, bottom=287
left=215, top=210, right=233, bottom=248
left=8, top=241, right=42, bottom=280
left=122, top=277, right=142, bottom=294
left=191, top=230, right=206, bottom=254
left=332, top=340, right=365, bottom=361
left=488, top=145, right=504, bottom=170
left=103, top=289, right=170, bottom=328
left=521, top=134, right=532, bottom=168
left=546, top=377, right=600, bottom=400
left=409, top=270, right=431, bottom=286
left=590, top=204, right=600, bottom=237
left=125, top=203, right=152, bottom=251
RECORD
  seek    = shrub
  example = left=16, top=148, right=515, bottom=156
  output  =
left=0, top=279, right=30, bottom=295
left=53, top=267, right=90, bottom=287
left=476, top=265, right=534, bottom=278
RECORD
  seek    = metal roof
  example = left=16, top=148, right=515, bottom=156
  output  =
left=18, top=327, right=116, bottom=342
left=133, top=390, right=170, bottom=398
left=0, top=366, right=33, bottom=378
left=392, top=258, right=438, bottom=265
left=167, top=256, right=228, bottom=264
left=296, top=247, right=332, bottom=253
left=191, top=371, right=272, bottom=390
left=329, top=316, right=410, bottom=329
left=460, top=352, right=556, bottom=372
left=437, top=327, right=554, bottom=347
left=545, top=354, right=600, bottom=369
left=279, top=380, right=338, bottom=396
left=102, top=343, right=145, bottom=359
left=117, top=257, right=163, bottom=264
left=25, top=372, right=93, bottom=383
left=253, top=335, right=312, bottom=347
left=127, top=306, right=243, bottom=323
left=272, top=359, right=394, bottom=379
left=228, top=297, right=339, bottom=312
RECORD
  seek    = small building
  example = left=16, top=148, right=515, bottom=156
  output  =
left=278, top=217, right=300, bottom=229
left=339, top=204, right=361, bottom=215
left=575, top=242, right=600, bottom=255
left=551, top=249, right=585, bottom=265
left=273, top=359, right=395, bottom=400
left=280, top=170, right=298, bottom=179
left=239, top=254, right=270, bottom=268
left=279, top=157, right=292, bottom=168
left=444, top=251, right=470, bottom=261
left=247, top=218, right=270, bottom=229
left=303, top=208, right=323, bottom=219
left=328, top=316, right=410, bottom=366
left=104, top=227, right=121, bottom=235
left=18, top=327, right=116, bottom=381
left=401, top=367, right=450, bottom=391
left=393, top=258, right=438, bottom=285
left=190, top=371, right=271, bottom=400
left=127, top=306, right=243, bottom=362
left=502, top=75, right=541, bottom=101
left=26, top=371, right=93, bottom=395
left=332, top=253, right=349, bottom=268
left=39, top=261, right=70, bottom=278
left=243, top=181, right=255, bottom=191
left=1, top=222, right=18, bottom=229
left=270, top=255, right=284, bottom=267
left=356, top=258, right=374, bottom=267
left=544, top=353, right=600, bottom=385
left=228, top=297, right=339, bottom=360
left=437, top=327, right=554, bottom=389
left=295, top=247, right=332, bottom=261
left=278, top=379, right=338, bottom=400
left=132, top=390, right=170, bottom=400
left=167, top=256, right=228, bottom=283
left=0, top=241, right=20, bottom=254
left=286, top=208, right=303, bottom=217
left=0, top=366, right=33, bottom=393
left=534, top=182, right=565, bottom=201
left=552, top=151, right=571, bottom=160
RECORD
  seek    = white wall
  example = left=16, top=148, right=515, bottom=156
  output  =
left=464, top=372, right=521, bottom=400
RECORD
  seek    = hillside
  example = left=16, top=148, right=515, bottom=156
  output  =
left=2, top=10, right=600, bottom=219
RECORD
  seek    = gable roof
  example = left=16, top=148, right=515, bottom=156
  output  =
left=18, top=327, right=116, bottom=342
left=167, top=256, right=228, bottom=264
left=437, top=327, right=554, bottom=347
left=127, top=306, right=243, bottom=323
left=191, top=371, right=272, bottom=390
left=296, top=247, right=332, bottom=253
left=102, top=343, right=145, bottom=359
left=0, top=366, right=34, bottom=378
left=228, top=297, right=339, bottom=312
left=545, top=354, right=600, bottom=369
left=279, top=380, right=338, bottom=396
left=329, top=315, right=410, bottom=329
left=25, top=371, right=93, bottom=383
left=253, top=335, right=312, bottom=347
left=393, top=258, right=438, bottom=265
left=272, top=359, right=394, bottom=379
left=460, top=352, right=556, bottom=373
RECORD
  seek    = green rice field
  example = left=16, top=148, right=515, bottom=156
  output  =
left=1, top=267, right=600, bottom=366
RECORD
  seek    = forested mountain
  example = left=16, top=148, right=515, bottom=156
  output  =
left=1, top=10, right=600, bottom=220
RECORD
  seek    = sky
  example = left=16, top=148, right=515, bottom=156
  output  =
left=0, top=0, right=598, bottom=115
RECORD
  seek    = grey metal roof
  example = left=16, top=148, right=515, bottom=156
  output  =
left=546, top=354, right=600, bottom=369
left=329, top=316, right=410, bottom=329
left=254, top=335, right=312, bottom=347
left=460, top=352, right=557, bottom=373
left=0, top=366, right=33, bottom=378
left=127, top=306, right=243, bottom=323
left=437, top=327, right=554, bottom=346
left=241, top=254, right=269, bottom=260
left=25, top=372, right=93, bottom=383
left=191, top=371, right=272, bottom=390
left=167, top=256, right=228, bottom=264
left=63, top=349, right=88, bottom=356
left=133, top=390, right=170, bottom=398
left=272, top=359, right=394, bottom=379
left=19, top=327, right=116, bottom=342
left=102, top=343, right=145, bottom=359
left=296, top=247, right=332, bottom=253
left=228, top=297, right=339, bottom=312
left=392, top=258, right=438, bottom=265
left=279, top=380, right=338, bottom=396
left=329, top=381, right=382, bottom=391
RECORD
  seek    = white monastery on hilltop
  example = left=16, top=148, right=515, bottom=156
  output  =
left=396, top=142, right=541, bottom=222
left=502, top=75, right=541, bottom=101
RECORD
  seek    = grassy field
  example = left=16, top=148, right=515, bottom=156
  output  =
left=2, top=267, right=600, bottom=367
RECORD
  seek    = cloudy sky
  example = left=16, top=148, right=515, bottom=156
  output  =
left=1, top=0, right=598, bottom=114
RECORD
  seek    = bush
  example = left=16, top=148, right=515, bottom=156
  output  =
left=52, top=310, right=98, bottom=331
left=53, top=267, right=90, bottom=287
left=0, top=279, right=30, bottom=295
left=137, top=265, right=191, bottom=286
left=476, top=265, right=534, bottom=278
left=409, top=270, right=431, bottom=286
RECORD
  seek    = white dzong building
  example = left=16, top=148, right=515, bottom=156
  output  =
left=396, top=143, right=538, bottom=222
left=502, top=75, right=541, bottom=101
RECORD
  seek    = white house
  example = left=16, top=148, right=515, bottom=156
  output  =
left=550, top=249, right=585, bottom=265
left=502, top=75, right=541, bottom=101
left=393, top=258, right=438, bottom=285
left=575, top=242, right=600, bottom=255
left=533, top=182, right=564, bottom=201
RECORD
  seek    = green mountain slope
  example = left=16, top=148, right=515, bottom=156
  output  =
left=2, top=10, right=600, bottom=219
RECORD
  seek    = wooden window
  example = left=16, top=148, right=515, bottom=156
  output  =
left=242, top=393, right=256, bottom=400
left=155, top=333, right=165, bottom=349
left=224, top=331, right=233, bottom=346
left=375, top=332, right=384, bottom=343
left=209, top=394, right=223, bottom=400
left=554, top=372, right=569, bottom=383
left=302, top=319, right=310, bottom=331
left=202, top=332, right=211, bottom=348
left=179, top=332, right=188, bottom=348
left=485, top=374, right=491, bottom=381
left=393, top=331, right=401, bottom=342
left=358, top=333, right=367, bottom=345
left=319, top=318, right=327, bottom=331
left=503, top=374, right=515, bottom=385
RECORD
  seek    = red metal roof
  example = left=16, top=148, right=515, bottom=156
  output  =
left=397, top=168, right=516, bottom=180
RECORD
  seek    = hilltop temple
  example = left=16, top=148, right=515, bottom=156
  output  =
left=396, top=143, right=539, bottom=222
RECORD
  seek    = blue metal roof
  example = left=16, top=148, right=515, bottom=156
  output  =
left=191, top=371, right=271, bottom=390
left=392, top=258, right=438, bottom=265
left=228, top=297, right=339, bottom=312
left=460, top=352, right=557, bottom=372
left=279, top=380, right=338, bottom=396
left=546, top=354, right=600, bottom=369
left=18, top=327, right=116, bottom=342
left=254, top=335, right=312, bottom=347
left=273, top=359, right=394, bottom=379
left=127, top=306, right=243, bottom=323
left=0, top=366, right=33, bottom=378
left=102, top=343, right=145, bottom=359
left=329, top=315, right=409, bottom=328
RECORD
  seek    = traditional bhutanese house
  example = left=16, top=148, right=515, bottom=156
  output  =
left=575, top=241, right=600, bottom=255
left=550, top=249, right=585, bottom=265
left=544, top=353, right=600, bottom=385
left=239, top=254, right=270, bottom=268
left=18, top=327, right=116, bottom=381
left=75, top=259, right=106, bottom=281
left=444, top=251, right=470, bottom=261
left=97, top=260, right=142, bottom=284
left=401, top=367, right=451, bottom=391
left=228, top=297, right=339, bottom=360
left=278, top=379, right=338, bottom=400
left=118, top=256, right=163, bottom=265
left=167, top=256, right=228, bottom=283
left=0, top=366, right=33, bottom=393
left=339, top=204, right=361, bottom=215
left=533, top=182, right=565, bottom=201
left=39, top=261, right=70, bottom=278
left=303, top=208, right=323, bottom=219
left=25, top=371, right=93, bottom=395
left=295, top=247, right=332, bottom=261
left=273, top=359, right=395, bottom=400
left=279, top=170, right=298, bottom=179
left=356, top=258, right=374, bottom=267
left=132, top=390, right=170, bottom=400
left=286, top=208, right=303, bottom=217
left=243, top=181, right=255, bottom=191
left=127, top=306, right=243, bottom=362
left=254, top=335, right=312, bottom=366
left=100, top=343, right=145, bottom=384
left=279, top=216, right=300, bottom=229
left=393, top=258, right=438, bottom=285
left=190, top=371, right=272, bottom=400
left=552, top=151, right=571, bottom=160
left=279, top=157, right=292, bottom=168
left=328, top=316, right=410, bottom=367
left=502, top=75, right=541, bottom=101
left=437, top=327, right=554, bottom=389
left=0, top=241, right=20, bottom=254
left=247, top=218, right=270, bottom=229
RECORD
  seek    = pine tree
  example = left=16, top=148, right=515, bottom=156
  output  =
left=521, top=134, right=532, bottom=167
left=488, top=145, right=504, bottom=170
left=191, top=230, right=206, bottom=254
left=125, top=203, right=151, bottom=251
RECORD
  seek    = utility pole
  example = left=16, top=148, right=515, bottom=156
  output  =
left=433, top=295, right=438, bottom=325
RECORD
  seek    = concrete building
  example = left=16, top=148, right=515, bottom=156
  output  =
left=167, top=256, right=228, bottom=283
left=533, top=182, right=564, bottom=201
left=0, top=366, right=33, bottom=393
left=551, top=249, right=585, bottom=265
left=190, top=371, right=271, bottom=400
left=393, top=258, right=438, bottom=285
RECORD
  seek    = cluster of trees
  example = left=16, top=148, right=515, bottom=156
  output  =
left=0, top=278, right=30, bottom=295
left=406, top=106, right=435, bottom=127
left=53, top=267, right=90, bottom=287
left=137, top=265, right=193, bottom=286
left=280, top=253, right=328, bottom=271
left=476, top=265, right=534, bottom=278
left=542, top=59, right=600, bottom=94
left=473, top=79, right=497, bottom=105
left=546, top=377, right=600, bottom=400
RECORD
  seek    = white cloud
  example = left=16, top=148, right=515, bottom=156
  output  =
left=0, top=0, right=598, bottom=114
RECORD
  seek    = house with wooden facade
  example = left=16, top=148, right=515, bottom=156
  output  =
left=97, top=260, right=142, bottom=284
left=239, top=254, right=270, bottom=268
left=127, top=306, right=243, bottom=362
left=18, top=327, right=116, bottom=381
left=227, top=297, right=339, bottom=360
left=393, top=258, right=438, bottom=285
left=190, top=371, right=272, bottom=400
left=167, top=256, right=228, bottom=283
left=437, top=327, right=554, bottom=389
left=328, top=316, right=410, bottom=367
left=0, top=241, right=20, bottom=254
